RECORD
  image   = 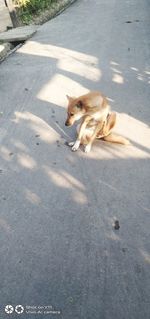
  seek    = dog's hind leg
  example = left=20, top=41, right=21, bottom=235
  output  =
left=97, top=112, right=116, bottom=138
left=103, top=133, right=130, bottom=145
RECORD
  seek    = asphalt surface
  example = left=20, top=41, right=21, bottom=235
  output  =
left=0, top=0, right=150, bottom=318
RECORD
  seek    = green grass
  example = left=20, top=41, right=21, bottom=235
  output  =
left=13, top=0, right=58, bottom=24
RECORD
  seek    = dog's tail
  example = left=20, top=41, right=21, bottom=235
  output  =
left=103, top=133, right=130, bottom=145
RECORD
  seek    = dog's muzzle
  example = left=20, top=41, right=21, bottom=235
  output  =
left=65, top=121, right=71, bottom=126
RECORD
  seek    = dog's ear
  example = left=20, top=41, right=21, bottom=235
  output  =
left=66, top=95, right=75, bottom=102
left=76, top=100, right=83, bottom=109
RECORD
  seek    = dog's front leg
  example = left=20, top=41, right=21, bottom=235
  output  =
left=84, top=120, right=105, bottom=153
left=69, top=116, right=91, bottom=151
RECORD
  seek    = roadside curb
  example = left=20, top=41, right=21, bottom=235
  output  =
left=0, top=42, right=13, bottom=61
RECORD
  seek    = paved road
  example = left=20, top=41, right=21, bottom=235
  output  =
left=0, top=0, right=150, bottom=318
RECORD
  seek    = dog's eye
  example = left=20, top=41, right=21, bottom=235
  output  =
left=70, top=113, right=74, bottom=116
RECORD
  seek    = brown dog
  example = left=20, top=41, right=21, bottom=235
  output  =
left=65, top=91, right=129, bottom=152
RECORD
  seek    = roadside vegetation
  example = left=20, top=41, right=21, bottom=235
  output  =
left=13, top=0, right=72, bottom=24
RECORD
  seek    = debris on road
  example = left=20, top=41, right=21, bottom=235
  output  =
left=114, top=220, right=120, bottom=230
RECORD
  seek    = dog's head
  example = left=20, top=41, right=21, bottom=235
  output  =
left=65, top=95, right=86, bottom=126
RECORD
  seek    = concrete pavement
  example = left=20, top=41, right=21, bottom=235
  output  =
left=0, top=0, right=150, bottom=318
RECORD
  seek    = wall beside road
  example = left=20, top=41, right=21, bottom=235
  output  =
left=0, top=0, right=12, bottom=32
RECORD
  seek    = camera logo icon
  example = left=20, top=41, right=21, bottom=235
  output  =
left=5, top=305, right=14, bottom=314
left=5, top=304, right=24, bottom=315
left=15, top=305, right=24, bottom=314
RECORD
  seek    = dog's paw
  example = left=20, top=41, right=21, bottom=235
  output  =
left=72, top=146, right=78, bottom=152
left=84, top=144, right=91, bottom=153
left=68, top=141, right=75, bottom=147
left=71, top=140, right=80, bottom=152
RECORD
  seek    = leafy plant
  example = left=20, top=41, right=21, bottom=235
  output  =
left=13, top=0, right=57, bottom=23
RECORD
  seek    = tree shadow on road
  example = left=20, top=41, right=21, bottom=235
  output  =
left=0, top=10, right=150, bottom=318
